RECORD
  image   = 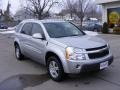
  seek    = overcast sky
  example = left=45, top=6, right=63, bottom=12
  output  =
left=0, top=0, right=61, bottom=15
left=0, top=0, right=99, bottom=15
left=1, top=0, right=21, bottom=14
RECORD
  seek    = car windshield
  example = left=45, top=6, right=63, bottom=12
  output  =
left=43, top=22, right=85, bottom=38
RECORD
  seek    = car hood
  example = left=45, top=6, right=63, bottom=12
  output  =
left=51, top=35, right=107, bottom=49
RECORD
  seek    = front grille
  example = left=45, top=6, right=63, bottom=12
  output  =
left=88, top=49, right=109, bottom=59
left=86, top=45, right=107, bottom=51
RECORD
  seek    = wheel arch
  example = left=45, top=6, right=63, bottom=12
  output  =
left=45, top=51, right=62, bottom=65
left=14, top=41, right=19, bottom=47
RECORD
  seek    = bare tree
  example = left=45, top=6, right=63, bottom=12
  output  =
left=4, top=2, right=13, bottom=22
left=63, top=0, right=76, bottom=19
left=85, top=3, right=102, bottom=20
left=88, top=2, right=99, bottom=18
left=74, top=0, right=92, bottom=26
left=24, top=0, right=58, bottom=19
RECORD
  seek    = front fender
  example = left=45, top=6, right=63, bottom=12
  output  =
left=46, top=42, right=69, bottom=73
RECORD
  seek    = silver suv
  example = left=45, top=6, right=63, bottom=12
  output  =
left=14, top=19, right=113, bottom=81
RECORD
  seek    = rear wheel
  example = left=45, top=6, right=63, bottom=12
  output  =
left=15, top=44, right=24, bottom=60
left=47, top=56, right=66, bottom=82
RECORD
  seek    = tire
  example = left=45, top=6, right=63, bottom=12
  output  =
left=47, top=56, right=66, bottom=82
left=94, top=28, right=99, bottom=32
left=15, top=44, right=24, bottom=60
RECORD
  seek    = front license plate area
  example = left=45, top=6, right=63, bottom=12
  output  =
left=100, top=61, right=108, bottom=70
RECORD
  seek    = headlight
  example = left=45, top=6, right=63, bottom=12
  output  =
left=65, top=47, right=86, bottom=60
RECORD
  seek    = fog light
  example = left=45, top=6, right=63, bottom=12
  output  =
left=76, top=64, right=81, bottom=69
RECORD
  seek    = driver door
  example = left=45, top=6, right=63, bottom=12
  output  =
left=28, top=23, right=47, bottom=64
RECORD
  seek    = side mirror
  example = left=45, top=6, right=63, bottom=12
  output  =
left=32, top=33, right=43, bottom=39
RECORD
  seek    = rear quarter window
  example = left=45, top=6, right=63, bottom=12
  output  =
left=16, top=23, right=23, bottom=32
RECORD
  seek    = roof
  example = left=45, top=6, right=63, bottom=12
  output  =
left=22, top=19, right=67, bottom=23
left=96, top=0, right=119, bottom=4
left=40, top=19, right=66, bottom=23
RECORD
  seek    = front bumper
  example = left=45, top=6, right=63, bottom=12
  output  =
left=65, top=54, right=113, bottom=74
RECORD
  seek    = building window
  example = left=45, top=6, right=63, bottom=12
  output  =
left=107, top=7, right=120, bottom=28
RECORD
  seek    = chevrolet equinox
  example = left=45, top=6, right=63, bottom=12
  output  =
left=14, top=19, right=113, bottom=81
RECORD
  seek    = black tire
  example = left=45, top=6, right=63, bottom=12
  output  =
left=47, top=56, right=66, bottom=82
left=94, top=28, right=100, bottom=32
left=15, top=44, right=24, bottom=60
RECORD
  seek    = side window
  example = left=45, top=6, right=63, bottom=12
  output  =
left=20, top=23, right=32, bottom=35
left=31, top=23, right=44, bottom=36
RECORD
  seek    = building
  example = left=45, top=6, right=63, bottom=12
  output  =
left=96, top=0, right=120, bottom=27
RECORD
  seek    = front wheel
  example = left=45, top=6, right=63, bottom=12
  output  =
left=47, top=56, right=66, bottom=82
left=15, top=44, right=24, bottom=60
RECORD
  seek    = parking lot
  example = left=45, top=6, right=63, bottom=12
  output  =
left=0, top=33, right=120, bottom=90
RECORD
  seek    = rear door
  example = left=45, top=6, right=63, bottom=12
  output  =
left=19, top=22, right=33, bottom=57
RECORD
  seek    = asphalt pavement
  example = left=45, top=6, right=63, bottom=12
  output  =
left=0, top=33, right=120, bottom=90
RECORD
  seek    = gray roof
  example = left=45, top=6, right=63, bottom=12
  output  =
left=22, top=19, right=67, bottom=24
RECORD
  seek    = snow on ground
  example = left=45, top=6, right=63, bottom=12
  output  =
left=0, top=29, right=98, bottom=36
left=0, top=30, right=15, bottom=34
left=0, top=29, right=7, bottom=32
left=84, top=31, right=99, bottom=36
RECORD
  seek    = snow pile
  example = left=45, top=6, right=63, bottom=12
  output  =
left=0, top=30, right=15, bottom=34
left=84, top=31, right=99, bottom=36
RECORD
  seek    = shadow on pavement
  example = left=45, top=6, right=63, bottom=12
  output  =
left=0, top=73, right=50, bottom=90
